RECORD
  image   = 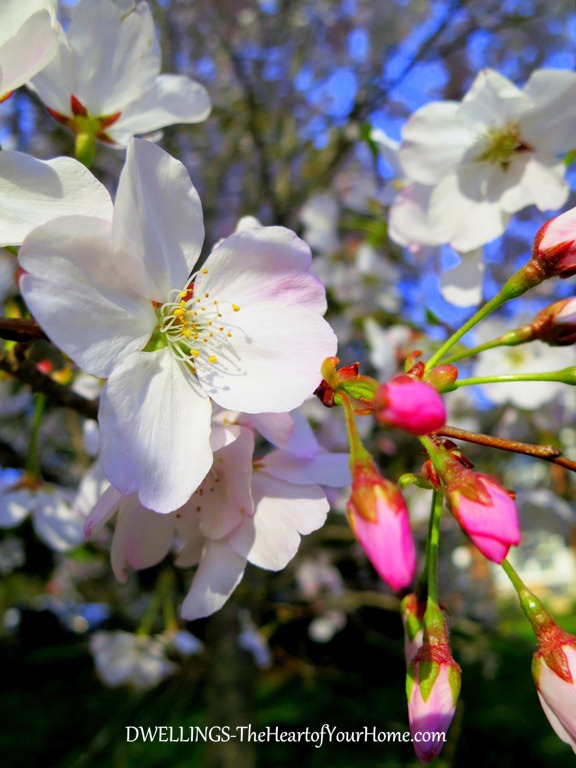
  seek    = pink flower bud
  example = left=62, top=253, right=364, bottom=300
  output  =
left=532, top=624, right=576, bottom=752
left=407, top=639, right=461, bottom=764
left=374, top=375, right=446, bottom=435
left=446, top=474, right=521, bottom=563
left=347, top=459, right=416, bottom=590
left=533, top=207, right=576, bottom=279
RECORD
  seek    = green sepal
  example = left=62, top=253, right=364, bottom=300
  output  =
left=448, top=664, right=462, bottom=704
left=418, top=661, right=440, bottom=702
left=398, top=473, right=433, bottom=491
left=338, top=376, right=379, bottom=402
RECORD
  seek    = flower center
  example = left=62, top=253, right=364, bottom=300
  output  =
left=475, top=123, right=531, bottom=168
left=156, top=268, right=241, bottom=373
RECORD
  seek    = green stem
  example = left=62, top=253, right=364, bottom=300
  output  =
left=501, top=558, right=553, bottom=635
left=340, top=392, right=370, bottom=463
left=425, top=489, right=444, bottom=605
left=25, top=393, right=46, bottom=478
left=425, top=262, right=545, bottom=371
left=450, top=368, right=576, bottom=389
left=441, top=327, right=534, bottom=365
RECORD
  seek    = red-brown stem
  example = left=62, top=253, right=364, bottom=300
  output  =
left=0, top=318, right=47, bottom=342
left=434, top=425, right=576, bottom=473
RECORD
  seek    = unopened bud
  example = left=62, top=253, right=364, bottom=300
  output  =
left=374, top=375, right=446, bottom=435
left=532, top=207, right=576, bottom=279
left=347, top=457, right=416, bottom=590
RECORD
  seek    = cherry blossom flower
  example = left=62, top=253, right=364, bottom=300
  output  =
left=400, top=68, right=576, bottom=251
left=29, top=0, right=211, bottom=148
left=532, top=205, right=576, bottom=279
left=20, top=139, right=337, bottom=513
left=85, top=414, right=348, bottom=621
left=1, top=0, right=60, bottom=102
left=90, top=630, right=178, bottom=690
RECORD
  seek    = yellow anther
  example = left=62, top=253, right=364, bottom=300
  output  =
left=202, top=269, right=208, bottom=274
left=182, top=329, right=191, bottom=339
left=173, top=308, right=186, bottom=317
left=226, top=333, right=232, bottom=338
left=205, top=293, right=209, bottom=298
left=232, top=304, right=241, bottom=312
left=208, top=355, right=217, bottom=363
left=190, top=349, right=200, bottom=357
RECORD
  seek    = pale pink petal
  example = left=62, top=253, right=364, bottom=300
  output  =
left=195, top=426, right=254, bottom=540
left=180, top=540, right=247, bottom=621
left=99, top=349, right=213, bottom=514
left=113, top=139, right=204, bottom=300
left=0, top=152, right=113, bottom=247
left=196, top=227, right=327, bottom=315
left=68, top=0, right=160, bottom=116
left=281, top=410, right=319, bottom=457
left=107, top=75, right=211, bottom=145
left=238, top=411, right=294, bottom=449
left=261, top=450, right=350, bottom=487
left=111, top=498, right=175, bottom=582
left=497, top=154, right=568, bottom=214
left=196, top=301, right=337, bottom=412
left=19, top=216, right=156, bottom=378
left=229, top=473, right=328, bottom=570
left=537, top=657, right=576, bottom=751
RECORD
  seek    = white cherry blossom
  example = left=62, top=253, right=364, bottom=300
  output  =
left=20, top=139, right=336, bottom=513
left=29, top=0, right=211, bottom=147
left=0, top=0, right=60, bottom=102
left=399, top=68, right=576, bottom=251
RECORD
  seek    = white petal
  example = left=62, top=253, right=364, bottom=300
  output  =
left=497, top=155, right=568, bottom=214
left=458, top=69, right=527, bottom=127
left=388, top=182, right=445, bottom=248
left=439, top=252, right=485, bottom=307
left=32, top=489, right=84, bottom=552
left=113, top=139, right=204, bottom=300
left=196, top=301, right=337, bottom=412
left=111, top=498, right=175, bottom=582
left=180, top=540, right=246, bottom=621
left=28, top=32, right=75, bottom=114
left=68, top=0, right=160, bottom=116
left=0, top=5, right=59, bottom=99
left=84, top=483, right=123, bottom=540
left=99, top=349, right=213, bottom=514
left=281, top=410, right=319, bottom=457
left=429, top=174, right=510, bottom=251
left=229, top=473, right=328, bottom=570
left=107, top=75, right=211, bottom=145
left=0, top=152, right=113, bottom=247
left=399, top=102, right=473, bottom=185
left=0, top=489, right=31, bottom=527
left=19, top=215, right=156, bottom=378
left=521, top=69, right=576, bottom=154
left=197, top=227, right=327, bottom=314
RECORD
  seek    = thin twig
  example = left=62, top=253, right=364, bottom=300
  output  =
left=434, top=425, right=576, bottom=474
left=0, top=318, right=47, bottom=343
